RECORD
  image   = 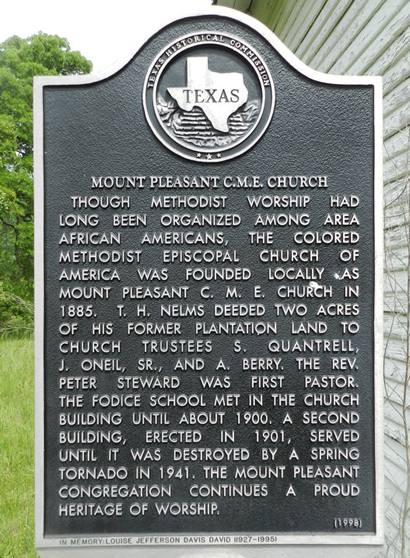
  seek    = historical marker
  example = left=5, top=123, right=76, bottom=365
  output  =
left=34, top=6, right=383, bottom=557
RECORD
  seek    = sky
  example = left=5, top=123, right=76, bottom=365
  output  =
left=0, top=0, right=214, bottom=73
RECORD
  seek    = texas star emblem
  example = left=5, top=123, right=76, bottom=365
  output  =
left=143, top=32, right=275, bottom=162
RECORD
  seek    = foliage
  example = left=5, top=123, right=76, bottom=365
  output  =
left=0, top=281, right=33, bottom=336
left=0, top=33, right=91, bottom=331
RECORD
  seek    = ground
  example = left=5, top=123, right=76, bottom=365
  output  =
left=0, top=337, right=36, bottom=557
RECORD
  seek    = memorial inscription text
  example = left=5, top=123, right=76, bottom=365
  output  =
left=54, top=171, right=364, bottom=532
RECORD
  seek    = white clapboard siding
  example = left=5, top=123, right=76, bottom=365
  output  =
left=385, top=202, right=409, bottom=229
left=384, top=130, right=409, bottom=163
left=384, top=101, right=410, bottom=139
left=384, top=183, right=409, bottom=208
left=296, top=0, right=354, bottom=63
left=384, top=313, right=407, bottom=340
left=384, top=227, right=408, bottom=252
left=335, top=1, right=410, bottom=74
left=385, top=49, right=410, bottom=93
left=309, top=0, right=386, bottom=71
left=284, top=0, right=326, bottom=50
left=385, top=244, right=408, bottom=272
left=218, top=0, right=410, bottom=554
left=385, top=357, right=408, bottom=383
left=384, top=285, right=408, bottom=310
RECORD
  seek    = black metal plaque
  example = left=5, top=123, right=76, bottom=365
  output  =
left=35, top=6, right=383, bottom=552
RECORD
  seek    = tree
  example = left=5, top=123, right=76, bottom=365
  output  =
left=0, top=33, right=91, bottom=331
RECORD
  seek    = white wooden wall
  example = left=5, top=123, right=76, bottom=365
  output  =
left=219, top=0, right=410, bottom=555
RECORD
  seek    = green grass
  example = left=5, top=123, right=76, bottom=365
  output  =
left=0, top=337, right=36, bottom=558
